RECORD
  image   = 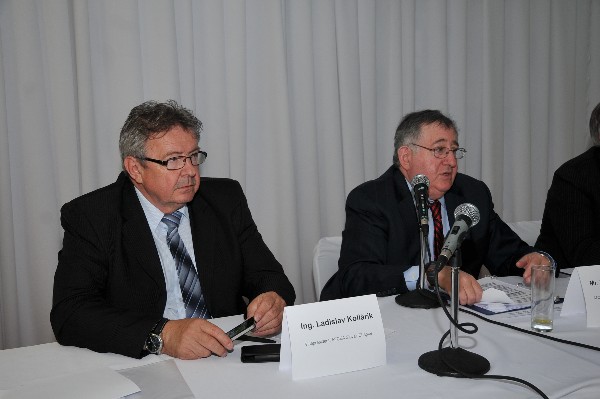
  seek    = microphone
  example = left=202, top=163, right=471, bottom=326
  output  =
left=411, top=174, right=430, bottom=233
left=419, top=202, right=490, bottom=378
left=395, top=174, right=438, bottom=310
left=436, top=203, right=480, bottom=268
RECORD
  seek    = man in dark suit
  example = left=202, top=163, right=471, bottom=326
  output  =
left=51, top=100, right=295, bottom=360
left=321, top=110, right=552, bottom=304
left=536, top=102, right=600, bottom=268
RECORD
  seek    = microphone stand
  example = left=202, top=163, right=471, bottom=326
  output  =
left=395, top=224, right=439, bottom=309
left=449, top=256, right=460, bottom=348
left=418, top=249, right=490, bottom=376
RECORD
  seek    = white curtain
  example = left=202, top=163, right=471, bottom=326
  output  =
left=1, top=0, right=598, bottom=350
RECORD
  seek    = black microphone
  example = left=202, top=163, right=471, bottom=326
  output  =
left=411, top=174, right=430, bottom=233
left=435, top=203, right=480, bottom=268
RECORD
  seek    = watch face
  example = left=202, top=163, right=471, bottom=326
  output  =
left=146, top=333, right=163, bottom=354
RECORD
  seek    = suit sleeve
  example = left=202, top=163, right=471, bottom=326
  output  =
left=322, top=186, right=411, bottom=300
left=229, top=182, right=296, bottom=306
left=535, top=166, right=600, bottom=268
left=50, top=202, right=157, bottom=359
left=471, top=183, right=533, bottom=277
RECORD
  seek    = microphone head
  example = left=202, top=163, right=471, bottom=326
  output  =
left=411, top=174, right=430, bottom=188
left=454, top=203, right=480, bottom=227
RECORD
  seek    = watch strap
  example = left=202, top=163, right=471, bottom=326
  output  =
left=425, top=262, right=437, bottom=287
left=144, top=317, right=169, bottom=355
left=152, top=317, right=169, bottom=335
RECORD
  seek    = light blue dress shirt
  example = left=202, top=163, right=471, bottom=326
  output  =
left=135, top=188, right=197, bottom=320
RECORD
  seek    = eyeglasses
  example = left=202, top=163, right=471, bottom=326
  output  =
left=410, top=143, right=466, bottom=159
left=141, top=150, right=207, bottom=170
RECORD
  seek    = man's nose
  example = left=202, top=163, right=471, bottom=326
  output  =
left=181, top=157, right=198, bottom=174
left=444, top=152, right=458, bottom=166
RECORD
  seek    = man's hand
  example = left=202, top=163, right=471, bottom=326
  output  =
left=437, top=266, right=483, bottom=305
left=246, top=291, right=286, bottom=336
left=516, top=252, right=553, bottom=285
left=160, top=318, right=233, bottom=360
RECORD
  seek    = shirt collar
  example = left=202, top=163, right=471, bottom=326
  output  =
left=404, top=178, right=447, bottom=208
left=134, top=187, right=189, bottom=232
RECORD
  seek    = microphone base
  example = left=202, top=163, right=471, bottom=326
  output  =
left=395, top=289, right=440, bottom=309
left=418, top=347, right=490, bottom=377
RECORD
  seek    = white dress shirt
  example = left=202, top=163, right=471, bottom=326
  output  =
left=404, top=180, right=450, bottom=290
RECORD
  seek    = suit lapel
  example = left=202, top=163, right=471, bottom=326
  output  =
left=444, top=192, right=459, bottom=226
left=187, top=194, right=218, bottom=306
left=445, top=175, right=469, bottom=226
left=389, top=167, right=422, bottom=260
left=120, top=175, right=166, bottom=289
left=392, top=168, right=420, bottom=232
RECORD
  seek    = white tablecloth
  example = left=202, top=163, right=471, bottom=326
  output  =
left=1, top=275, right=598, bottom=399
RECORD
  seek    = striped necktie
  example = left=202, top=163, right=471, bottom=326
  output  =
left=430, top=200, right=444, bottom=260
left=162, top=211, right=210, bottom=319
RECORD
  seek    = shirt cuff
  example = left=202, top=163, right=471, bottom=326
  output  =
left=404, top=265, right=419, bottom=291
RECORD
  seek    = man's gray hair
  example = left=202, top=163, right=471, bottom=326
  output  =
left=119, top=100, right=203, bottom=169
left=393, top=110, right=457, bottom=167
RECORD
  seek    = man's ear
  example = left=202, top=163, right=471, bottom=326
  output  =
left=397, top=146, right=412, bottom=170
left=124, top=156, right=143, bottom=184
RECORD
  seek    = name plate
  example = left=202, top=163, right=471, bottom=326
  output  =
left=561, top=265, right=600, bottom=328
left=279, top=294, right=385, bottom=380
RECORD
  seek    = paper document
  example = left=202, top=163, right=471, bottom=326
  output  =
left=467, top=277, right=531, bottom=315
left=0, top=367, right=139, bottom=399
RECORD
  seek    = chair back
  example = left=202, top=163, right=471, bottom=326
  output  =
left=506, top=220, right=542, bottom=246
left=312, top=236, right=342, bottom=300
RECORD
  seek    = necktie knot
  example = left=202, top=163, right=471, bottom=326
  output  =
left=162, top=211, right=184, bottom=233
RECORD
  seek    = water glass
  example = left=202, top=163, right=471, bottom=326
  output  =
left=530, top=265, right=555, bottom=332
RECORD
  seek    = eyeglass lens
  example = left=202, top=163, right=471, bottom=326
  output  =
left=167, top=152, right=206, bottom=170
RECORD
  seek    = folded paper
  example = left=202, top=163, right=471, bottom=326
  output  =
left=280, top=294, right=385, bottom=380
left=562, top=265, right=600, bottom=328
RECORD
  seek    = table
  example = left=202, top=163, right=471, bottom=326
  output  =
left=1, top=276, right=599, bottom=399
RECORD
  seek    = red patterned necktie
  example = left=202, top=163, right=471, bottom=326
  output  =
left=430, top=200, right=443, bottom=260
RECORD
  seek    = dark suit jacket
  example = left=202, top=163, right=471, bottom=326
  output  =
left=320, top=166, right=533, bottom=300
left=51, top=172, right=295, bottom=358
left=536, top=146, right=600, bottom=269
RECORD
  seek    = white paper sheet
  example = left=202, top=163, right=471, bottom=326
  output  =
left=468, top=277, right=531, bottom=315
left=0, top=367, right=139, bottom=399
left=116, top=359, right=194, bottom=399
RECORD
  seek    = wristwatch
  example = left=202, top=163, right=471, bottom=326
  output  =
left=144, top=317, right=169, bottom=355
left=425, top=262, right=438, bottom=287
